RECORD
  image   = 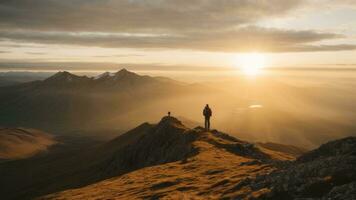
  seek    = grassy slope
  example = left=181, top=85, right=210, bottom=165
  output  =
left=42, top=128, right=294, bottom=200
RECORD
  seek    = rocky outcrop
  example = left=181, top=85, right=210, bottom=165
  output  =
left=253, top=137, right=356, bottom=200
left=297, top=137, right=356, bottom=162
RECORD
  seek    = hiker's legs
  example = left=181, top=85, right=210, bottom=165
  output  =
left=207, top=118, right=210, bottom=131
left=205, top=117, right=210, bottom=131
left=204, top=118, right=208, bottom=130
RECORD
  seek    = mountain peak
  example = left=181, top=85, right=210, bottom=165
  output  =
left=53, top=71, right=73, bottom=77
left=44, top=71, right=90, bottom=84
left=45, top=71, right=77, bottom=82
left=93, top=69, right=143, bottom=84
left=114, top=68, right=139, bottom=77
left=119, top=68, right=129, bottom=73
left=158, top=116, right=183, bottom=127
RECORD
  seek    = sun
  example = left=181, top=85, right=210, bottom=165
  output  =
left=236, top=53, right=266, bottom=76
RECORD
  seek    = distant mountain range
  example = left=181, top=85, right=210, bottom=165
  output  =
left=0, top=69, right=208, bottom=132
left=41, top=69, right=179, bottom=88
left=0, top=117, right=354, bottom=199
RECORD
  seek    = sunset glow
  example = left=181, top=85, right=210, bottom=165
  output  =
left=1, top=1, right=356, bottom=199
left=235, top=53, right=266, bottom=76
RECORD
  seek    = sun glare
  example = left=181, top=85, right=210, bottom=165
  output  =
left=236, top=53, right=266, bottom=76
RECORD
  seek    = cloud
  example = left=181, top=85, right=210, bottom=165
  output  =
left=308, top=0, right=356, bottom=8
left=0, top=27, right=351, bottom=52
left=92, top=54, right=144, bottom=58
left=0, top=0, right=303, bottom=32
left=289, top=44, right=356, bottom=52
left=0, top=0, right=354, bottom=53
left=0, top=61, right=231, bottom=72
left=25, top=52, right=47, bottom=55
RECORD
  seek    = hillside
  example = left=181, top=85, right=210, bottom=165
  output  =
left=1, top=117, right=355, bottom=199
left=39, top=118, right=355, bottom=200
left=0, top=128, right=56, bottom=161
left=39, top=117, right=296, bottom=199
left=0, top=117, right=292, bottom=200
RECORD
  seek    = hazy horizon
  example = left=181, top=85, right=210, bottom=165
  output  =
left=1, top=67, right=356, bottom=149
left=2, top=66, right=356, bottom=82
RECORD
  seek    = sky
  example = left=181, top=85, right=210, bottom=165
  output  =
left=0, top=0, right=355, bottom=72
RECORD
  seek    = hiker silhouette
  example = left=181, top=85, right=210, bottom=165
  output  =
left=203, top=104, right=212, bottom=131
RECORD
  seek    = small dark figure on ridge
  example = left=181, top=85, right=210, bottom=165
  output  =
left=203, top=104, right=212, bottom=131
left=167, top=111, right=171, bottom=117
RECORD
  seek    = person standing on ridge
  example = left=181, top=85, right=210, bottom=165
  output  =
left=203, top=104, right=212, bottom=131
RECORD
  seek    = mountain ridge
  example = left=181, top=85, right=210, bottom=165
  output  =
left=40, top=69, right=178, bottom=87
left=1, top=117, right=355, bottom=199
left=0, top=116, right=290, bottom=199
left=40, top=119, right=356, bottom=199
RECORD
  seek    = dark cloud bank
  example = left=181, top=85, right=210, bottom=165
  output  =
left=0, top=0, right=355, bottom=52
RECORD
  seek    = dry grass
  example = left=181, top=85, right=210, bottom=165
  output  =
left=41, top=130, right=292, bottom=200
